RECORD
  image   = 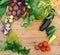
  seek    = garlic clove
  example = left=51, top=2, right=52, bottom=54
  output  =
left=5, top=23, right=10, bottom=27
left=4, top=30, right=8, bottom=35
left=9, top=19, right=13, bottom=23
left=5, top=19, right=8, bottom=23
left=6, top=27, right=10, bottom=31
left=10, top=15, right=13, bottom=19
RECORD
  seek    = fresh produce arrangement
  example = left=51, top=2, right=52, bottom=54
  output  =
left=0, top=0, right=57, bottom=55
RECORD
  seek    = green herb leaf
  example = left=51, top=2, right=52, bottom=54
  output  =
left=0, top=0, right=9, bottom=19
left=22, top=15, right=35, bottom=28
left=0, top=0, right=9, bottom=6
left=4, top=40, right=30, bottom=55
left=22, top=23, right=30, bottom=28
left=0, top=6, right=7, bottom=19
left=21, top=15, right=26, bottom=20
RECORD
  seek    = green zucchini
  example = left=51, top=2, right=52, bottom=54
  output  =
left=39, top=9, right=55, bottom=31
left=46, top=26, right=56, bottom=39
left=47, top=33, right=53, bottom=39
left=46, top=26, right=56, bottom=35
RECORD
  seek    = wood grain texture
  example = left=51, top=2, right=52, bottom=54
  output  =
left=0, top=0, right=60, bottom=55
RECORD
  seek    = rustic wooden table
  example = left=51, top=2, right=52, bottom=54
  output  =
left=0, top=0, right=60, bottom=55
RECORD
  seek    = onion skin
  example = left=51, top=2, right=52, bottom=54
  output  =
left=7, top=0, right=25, bottom=20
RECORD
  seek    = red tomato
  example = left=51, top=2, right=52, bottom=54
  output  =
left=38, top=43, right=43, bottom=48
left=42, top=41, right=48, bottom=47
left=45, top=46, right=51, bottom=51
left=41, top=47, right=46, bottom=52
left=34, top=45, right=40, bottom=50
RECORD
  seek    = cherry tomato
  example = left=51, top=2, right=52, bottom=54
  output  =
left=41, top=47, right=46, bottom=52
left=45, top=46, right=51, bottom=51
left=42, top=41, right=48, bottom=47
left=34, top=45, right=40, bottom=50
left=38, top=43, right=43, bottom=48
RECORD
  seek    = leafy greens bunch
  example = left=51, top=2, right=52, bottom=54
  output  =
left=22, top=0, right=53, bottom=28
left=0, top=30, right=30, bottom=55
left=0, top=0, right=9, bottom=19
left=25, top=0, right=52, bottom=19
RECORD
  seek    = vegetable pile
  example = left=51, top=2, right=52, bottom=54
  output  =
left=34, top=41, right=51, bottom=52
left=25, top=0, right=52, bottom=19
left=7, top=0, right=25, bottom=20
left=21, top=0, right=53, bottom=28
left=0, top=31, right=30, bottom=55
left=0, top=0, right=57, bottom=54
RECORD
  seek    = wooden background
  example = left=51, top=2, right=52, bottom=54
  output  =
left=0, top=0, right=60, bottom=55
